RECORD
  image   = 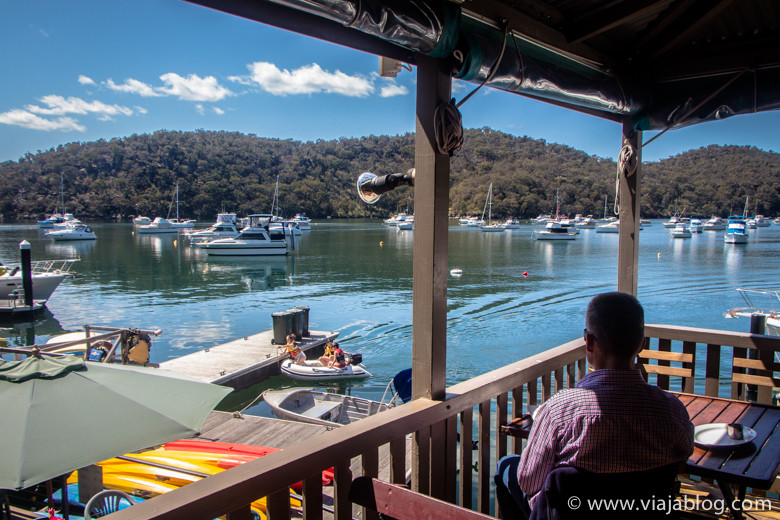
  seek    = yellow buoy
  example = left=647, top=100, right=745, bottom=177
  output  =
left=657, top=252, right=661, bottom=259
left=380, top=241, right=383, bottom=246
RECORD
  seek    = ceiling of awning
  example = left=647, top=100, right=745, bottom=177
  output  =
left=186, top=0, right=780, bottom=131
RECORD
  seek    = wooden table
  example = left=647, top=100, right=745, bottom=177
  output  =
left=674, top=392, right=780, bottom=520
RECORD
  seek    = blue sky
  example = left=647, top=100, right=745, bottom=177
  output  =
left=2, top=0, right=779, bottom=164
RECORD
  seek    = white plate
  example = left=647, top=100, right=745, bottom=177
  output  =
left=694, top=423, right=756, bottom=448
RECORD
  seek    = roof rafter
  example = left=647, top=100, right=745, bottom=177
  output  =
left=567, top=0, right=677, bottom=45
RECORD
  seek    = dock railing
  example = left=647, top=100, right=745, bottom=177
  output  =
left=107, top=325, right=780, bottom=520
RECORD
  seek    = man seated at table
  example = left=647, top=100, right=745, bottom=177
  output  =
left=496, top=291, right=694, bottom=518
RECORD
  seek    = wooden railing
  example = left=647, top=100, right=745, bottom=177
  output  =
left=107, top=325, right=780, bottom=520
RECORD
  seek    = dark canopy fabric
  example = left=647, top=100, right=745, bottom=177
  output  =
left=188, top=0, right=780, bottom=130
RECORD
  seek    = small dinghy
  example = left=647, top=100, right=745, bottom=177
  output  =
left=262, top=388, right=390, bottom=427
left=280, top=358, right=372, bottom=381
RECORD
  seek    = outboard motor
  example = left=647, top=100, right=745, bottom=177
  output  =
left=349, top=353, right=363, bottom=365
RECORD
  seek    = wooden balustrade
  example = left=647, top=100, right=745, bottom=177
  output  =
left=106, top=326, right=779, bottom=520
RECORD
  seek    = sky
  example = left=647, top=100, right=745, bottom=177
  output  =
left=2, top=0, right=779, bottom=165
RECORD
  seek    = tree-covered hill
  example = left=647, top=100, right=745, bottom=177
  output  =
left=1, top=128, right=778, bottom=221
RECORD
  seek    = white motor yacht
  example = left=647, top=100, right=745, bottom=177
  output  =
left=198, top=214, right=288, bottom=256
left=136, top=217, right=180, bottom=234
left=754, top=215, right=771, bottom=227
left=596, top=221, right=620, bottom=233
left=290, top=214, right=311, bottom=230
left=724, top=217, right=748, bottom=244
left=702, top=216, right=727, bottom=231
left=662, top=216, right=681, bottom=228
left=0, top=259, right=78, bottom=304
left=689, top=218, right=703, bottom=233
left=46, top=223, right=97, bottom=241
left=670, top=223, right=692, bottom=238
left=133, top=216, right=152, bottom=226
left=185, top=222, right=241, bottom=244
left=533, top=221, right=576, bottom=240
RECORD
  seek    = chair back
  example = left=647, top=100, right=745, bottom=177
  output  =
left=529, top=464, right=679, bottom=520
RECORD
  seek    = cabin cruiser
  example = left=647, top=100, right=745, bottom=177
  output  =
left=689, top=218, right=703, bottom=233
left=596, top=221, right=620, bottom=233
left=753, top=215, right=771, bottom=227
left=46, top=223, right=96, bottom=241
left=290, top=214, right=311, bottom=230
left=133, top=216, right=152, bottom=226
left=724, top=216, right=748, bottom=244
left=136, top=217, right=179, bottom=234
left=197, top=214, right=288, bottom=256
left=702, top=216, right=727, bottom=231
left=185, top=222, right=241, bottom=244
left=670, top=223, right=692, bottom=238
left=533, top=221, right=576, bottom=240
left=574, top=216, right=597, bottom=229
left=662, top=215, right=682, bottom=228
left=0, top=259, right=78, bottom=304
left=38, top=214, right=65, bottom=229
left=501, top=218, right=522, bottom=229
left=383, top=213, right=409, bottom=226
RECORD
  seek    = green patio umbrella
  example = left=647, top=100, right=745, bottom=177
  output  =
left=0, top=354, right=232, bottom=490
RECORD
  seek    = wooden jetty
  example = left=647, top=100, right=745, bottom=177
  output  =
left=160, top=330, right=338, bottom=390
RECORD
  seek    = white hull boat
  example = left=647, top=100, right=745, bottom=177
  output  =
left=670, top=224, right=692, bottom=238
left=479, top=183, right=504, bottom=233
left=46, top=224, right=96, bottom=241
left=198, top=214, right=288, bottom=256
left=262, top=388, right=390, bottom=427
left=290, top=214, right=311, bottom=230
left=280, top=359, right=372, bottom=381
left=702, top=216, right=727, bottom=231
left=596, top=221, right=620, bottom=233
left=136, top=217, right=179, bottom=234
left=133, top=216, right=152, bottom=226
left=0, top=259, right=78, bottom=303
left=724, top=217, right=748, bottom=244
left=534, top=221, right=576, bottom=240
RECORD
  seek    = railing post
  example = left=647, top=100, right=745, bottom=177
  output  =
left=748, top=314, right=766, bottom=402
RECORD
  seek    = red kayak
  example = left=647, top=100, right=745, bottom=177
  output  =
left=164, top=439, right=336, bottom=486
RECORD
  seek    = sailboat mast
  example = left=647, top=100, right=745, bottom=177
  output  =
left=60, top=172, right=65, bottom=215
left=176, top=183, right=179, bottom=221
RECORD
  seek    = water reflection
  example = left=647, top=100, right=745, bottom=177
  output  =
left=0, top=308, right=66, bottom=348
left=45, top=239, right=96, bottom=257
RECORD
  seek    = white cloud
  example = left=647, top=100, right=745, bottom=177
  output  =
left=213, top=107, right=225, bottom=115
left=244, top=61, right=373, bottom=97
left=78, top=75, right=95, bottom=85
left=0, top=109, right=85, bottom=132
left=227, top=75, right=253, bottom=86
left=135, top=106, right=148, bottom=115
left=195, top=104, right=205, bottom=115
left=159, top=73, right=232, bottom=102
left=25, top=95, right=133, bottom=117
left=106, top=78, right=162, bottom=97
left=379, top=83, right=409, bottom=98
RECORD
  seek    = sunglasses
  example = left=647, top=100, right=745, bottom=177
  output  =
left=583, top=328, right=597, bottom=341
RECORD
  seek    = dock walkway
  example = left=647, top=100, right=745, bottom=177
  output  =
left=160, top=329, right=338, bottom=390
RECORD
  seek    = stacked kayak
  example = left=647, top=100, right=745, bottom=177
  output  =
left=67, top=440, right=336, bottom=518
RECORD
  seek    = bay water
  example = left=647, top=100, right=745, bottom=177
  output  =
left=1, top=220, right=778, bottom=415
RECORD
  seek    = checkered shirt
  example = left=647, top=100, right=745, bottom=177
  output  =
left=517, top=369, right=694, bottom=506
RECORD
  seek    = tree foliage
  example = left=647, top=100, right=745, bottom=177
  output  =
left=1, top=129, right=778, bottom=221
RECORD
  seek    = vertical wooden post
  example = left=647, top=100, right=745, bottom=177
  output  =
left=411, top=55, right=451, bottom=402
left=617, top=119, right=642, bottom=295
left=410, top=54, right=451, bottom=496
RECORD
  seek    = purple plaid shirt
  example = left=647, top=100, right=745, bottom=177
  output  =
left=517, top=369, right=694, bottom=505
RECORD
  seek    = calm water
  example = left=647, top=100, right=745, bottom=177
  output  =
left=1, top=220, right=778, bottom=413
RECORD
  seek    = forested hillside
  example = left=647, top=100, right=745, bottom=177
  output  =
left=1, top=128, right=778, bottom=221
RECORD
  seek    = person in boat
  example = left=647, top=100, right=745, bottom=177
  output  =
left=318, top=338, right=336, bottom=366
left=495, top=291, right=694, bottom=518
left=329, top=343, right=348, bottom=368
left=283, top=334, right=306, bottom=365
